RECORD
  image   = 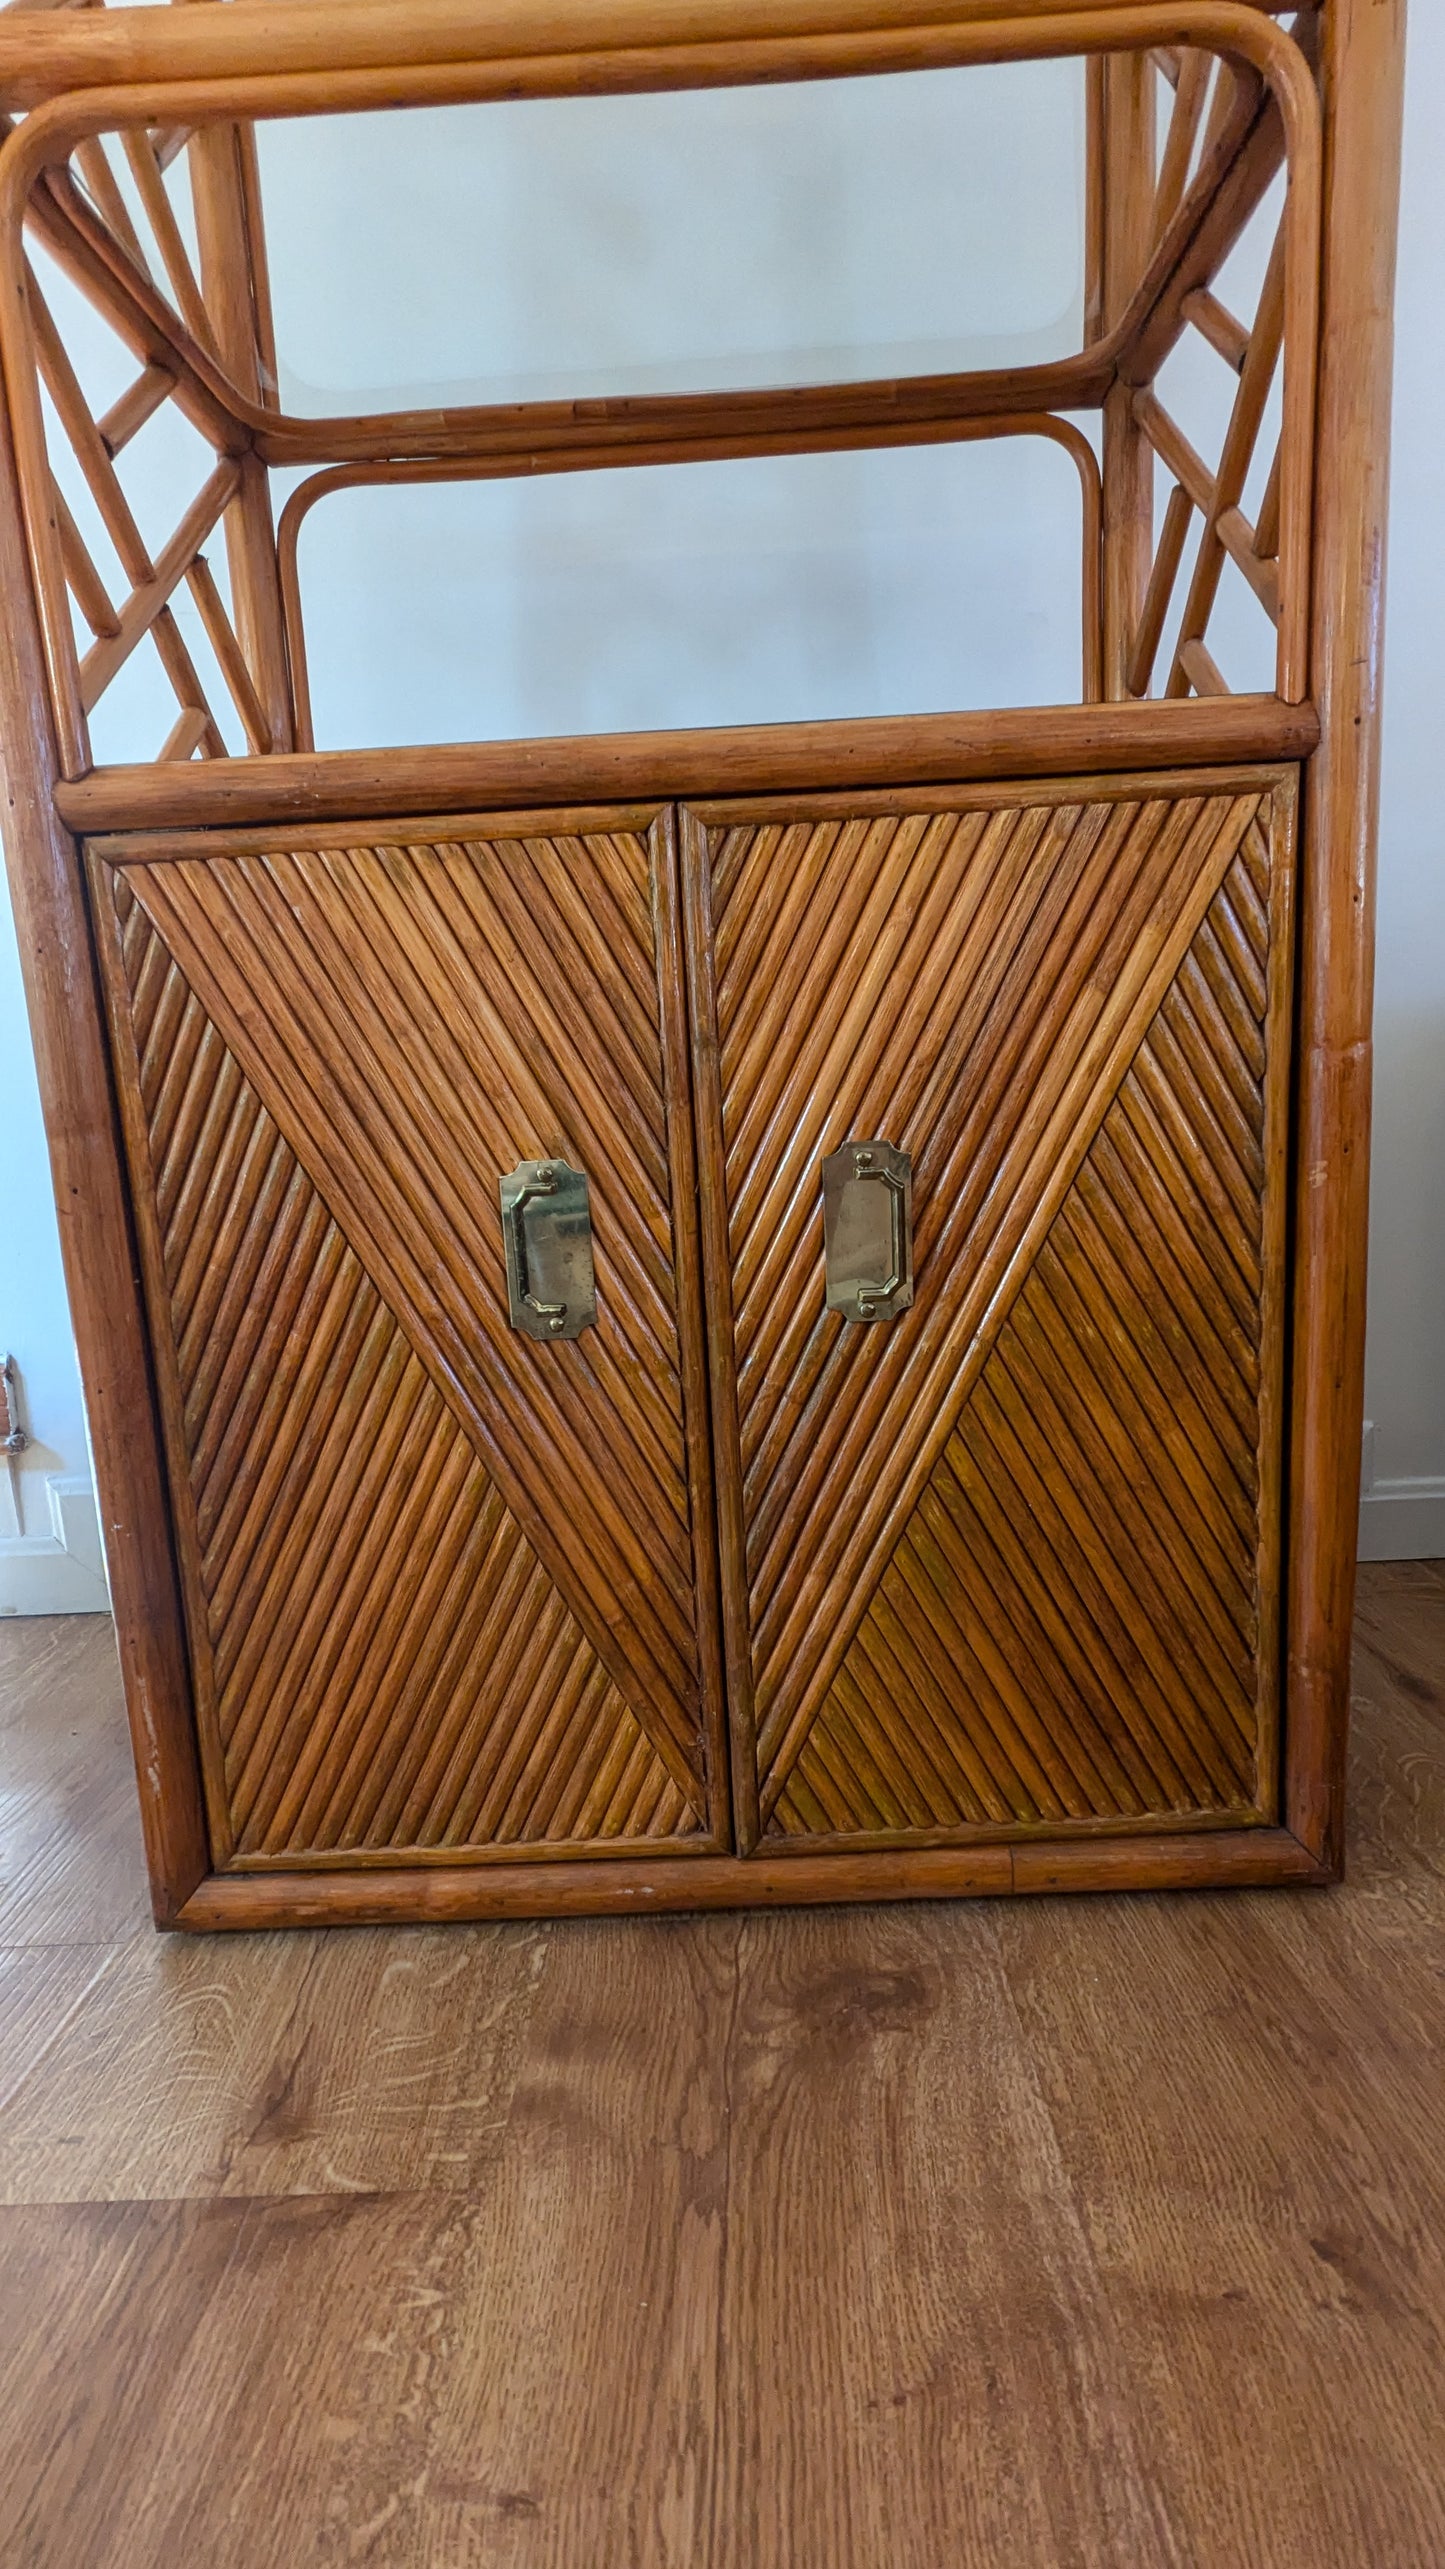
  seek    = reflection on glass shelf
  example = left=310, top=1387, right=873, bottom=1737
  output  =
left=263, top=438, right=1091, bottom=759
left=260, top=65, right=1086, bottom=417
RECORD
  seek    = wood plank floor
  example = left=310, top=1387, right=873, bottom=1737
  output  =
left=0, top=1569, right=1442, bottom=2566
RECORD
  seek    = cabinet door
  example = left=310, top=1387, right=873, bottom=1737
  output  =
left=684, top=769, right=1295, bottom=1851
left=90, top=806, right=726, bottom=1867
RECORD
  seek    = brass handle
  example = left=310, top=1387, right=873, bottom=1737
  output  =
left=499, top=1158, right=597, bottom=1341
left=821, top=1139, right=914, bottom=1325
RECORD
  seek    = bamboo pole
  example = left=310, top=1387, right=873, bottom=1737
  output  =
left=1287, top=0, right=1407, bottom=1873
left=184, top=105, right=291, bottom=745
left=1100, top=48, right=1155, bottom=696
left=55, top=694, right=1320, bottom=835
left=1165, top=219, right=1284, bottom=692
left=0, top=0, right=1321, bottom=112
left=0, top=331, right=209, bottom=1922
left=1125, top=475, right=1192, bottom=694
left=1150, top=42, right=1210, bottom=238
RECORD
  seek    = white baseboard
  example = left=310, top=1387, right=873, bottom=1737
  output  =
left=1358, top=1478, right=1445, bottom=1564
left=0, top=1473, right=111, bottom=1615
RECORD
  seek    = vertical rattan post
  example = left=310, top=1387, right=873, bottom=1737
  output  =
left=1286, top=0, right=1408, bottom=1870
left=1100, top=49, right=1156, bottom=699
left=185, top=108, right=295, bottom=749
left=0, top=363, right=210, bottom=1923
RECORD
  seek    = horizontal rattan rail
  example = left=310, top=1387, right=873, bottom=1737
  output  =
left=0, top=0, right=1318, bottom=114
left=56, top=696, right=1321, bottom=833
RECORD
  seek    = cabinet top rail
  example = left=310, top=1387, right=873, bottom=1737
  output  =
left=0, top=0, right=1310, bottom=112
left=56, top=696, right=1320, bottom=835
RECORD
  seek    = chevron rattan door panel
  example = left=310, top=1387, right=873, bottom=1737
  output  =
left=88, top=805, right=727, bottom=1868
left=683, top=767, right=1297, bottom=1854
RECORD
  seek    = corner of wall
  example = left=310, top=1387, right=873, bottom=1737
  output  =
left=1357, top=1418, right=1445, bottom=1563
left=0, top=1472, right=111, bottom=1615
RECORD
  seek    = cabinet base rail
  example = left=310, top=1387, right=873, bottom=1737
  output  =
left=173, top=1828, right=1330, bottom=1931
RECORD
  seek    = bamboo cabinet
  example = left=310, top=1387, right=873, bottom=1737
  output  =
left=0, top=0, right=1404, bottom=1928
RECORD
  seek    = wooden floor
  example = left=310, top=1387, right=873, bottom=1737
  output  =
left=0, top=1572, right=1442, bottom=2565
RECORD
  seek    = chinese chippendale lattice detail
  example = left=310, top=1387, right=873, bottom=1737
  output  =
left=0, top=0, right=1319, bottom=774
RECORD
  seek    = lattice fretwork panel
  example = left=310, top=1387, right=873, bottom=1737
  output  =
left=690, top=770, right=1294, bottom=1846
left=0, top=8, right=1324, bottom=766
left=7, top=79, right=291, bottom=778
left=1117, top=32, right=1316, bottom=701
left=91, top=815, right=717, bottom=1865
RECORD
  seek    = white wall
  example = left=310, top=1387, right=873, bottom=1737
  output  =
left=0, top=867, right=109, bottom=1607
left=1357, top=0, right=1445, bottom=1561
left=0, top=43, right=1438, bottom=1608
